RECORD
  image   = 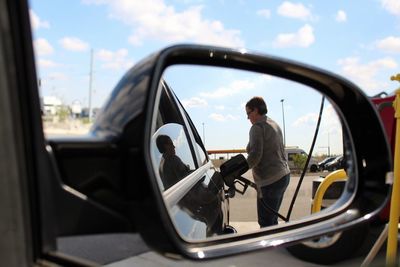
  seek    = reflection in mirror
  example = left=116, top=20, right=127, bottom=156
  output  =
left=152, top=124, right=194, bottom=190
left=150, top=64, right=353, bottom=242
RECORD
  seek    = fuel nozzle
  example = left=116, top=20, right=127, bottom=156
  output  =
left=219, top=154, right=256, bottom=195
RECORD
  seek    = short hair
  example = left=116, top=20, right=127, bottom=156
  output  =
left=246, top=96, right=268, bottom=115
left=156, top=135, right=172, bottom=153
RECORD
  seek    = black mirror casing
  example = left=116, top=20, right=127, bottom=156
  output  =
left=96, top=44, right=392, bottom=259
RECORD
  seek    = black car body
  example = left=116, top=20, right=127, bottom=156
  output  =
left=317, top=156, right=336, bottom=171
left=325, top=155, right=344, bottom=171
left=47, top=80, right=231, bottom=241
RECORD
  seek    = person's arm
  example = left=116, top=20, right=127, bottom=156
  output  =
left=246, top=124, right=263, bottom=168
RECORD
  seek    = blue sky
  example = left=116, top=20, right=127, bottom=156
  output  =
left=29, top=0, right=400, bottom=154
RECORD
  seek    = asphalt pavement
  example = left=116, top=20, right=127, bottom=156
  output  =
left=58, top=170, right=389, bottom=266
left=105, top=247, right=366, bottom=267
left=58, top=227, right=387, bottom=267
left=103, top=230, right=387, bottom=267
left=229, top=170, right=325, bottom=233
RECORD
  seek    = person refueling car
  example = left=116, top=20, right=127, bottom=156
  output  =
left=245, top=96, right=291, bottom=227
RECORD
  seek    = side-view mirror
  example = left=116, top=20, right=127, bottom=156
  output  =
left=94, top=44, right=392, bottom=260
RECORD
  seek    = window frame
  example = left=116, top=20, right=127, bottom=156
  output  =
left=160, top=82, right=200, bottom=169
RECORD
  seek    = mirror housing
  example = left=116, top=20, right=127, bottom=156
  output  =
left=95, top=44, right=392, bottom=260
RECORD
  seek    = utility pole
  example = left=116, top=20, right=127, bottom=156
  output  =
left=319, top=133, right=331, bottom=156
left=280, top=99, right=286, bottom=147
left=328, top=131, right=330, bottom=156
left=202, top=122, right=205, bottom=147
left=88, top=48, right=94, bottom=121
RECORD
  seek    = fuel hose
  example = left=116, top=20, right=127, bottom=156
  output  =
left=286, top=96, right=325, bottom=220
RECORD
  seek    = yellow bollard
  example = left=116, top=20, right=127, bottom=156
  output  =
left=386, top=88, right=400, bottom=266
left=311, top=169, right=347, bottom=214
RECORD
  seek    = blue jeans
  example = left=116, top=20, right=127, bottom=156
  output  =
left=257, top=174, right=290, bottom=227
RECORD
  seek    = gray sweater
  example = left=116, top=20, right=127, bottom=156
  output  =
left=246, top=115, right=290, bottom=187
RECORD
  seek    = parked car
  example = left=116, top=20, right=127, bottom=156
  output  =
left=1, top=1, right=391, bottom=266
left=325, top=155, right=344, bottom=171
left=285, top=147, right=319, bottom=172
left=317, top=156, right=337, bottom=171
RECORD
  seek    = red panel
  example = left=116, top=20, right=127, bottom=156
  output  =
left=371, top=95, right=396, bottom=222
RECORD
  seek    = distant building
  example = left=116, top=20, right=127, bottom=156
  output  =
left=81, top=107, right=100, bottom=119
left=81, top=108, right=90, bottom=118
left=42, top=96, right=62, bottom=115
left=71, top=100, right=82, bottom=118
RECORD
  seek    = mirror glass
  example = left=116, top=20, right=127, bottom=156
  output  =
left=150, top=64, right=353, bottom=242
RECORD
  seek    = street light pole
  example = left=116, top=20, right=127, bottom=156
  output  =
left=280, top=99, right=286, bottom=147
left=328, top=131, right=331, bottom=156
left=320, top=132, right=331, bottom=156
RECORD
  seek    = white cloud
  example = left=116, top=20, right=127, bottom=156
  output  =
left=34, top=38, right=54, bottom=56
left=96, top=48, right=134, bottom=70
left=175, top=128, right=187, bottom=149
left=321, top=105, right=342, bottom=136
left=41, top=72, right=68, bottom=84
left=200, top=79, right=255, bottom=98
left=82, top=0, right=107, bottom=4
left=29, top=10, right=50, bottom=30
left=257, top=9, right=271, bottom=19
left=209, top=113, right=238, bottom=122
left=277, top=1, right=312, bottom=20
left=335, top=10, right=347, bottom=22
left=261, top=74, right=273, bottom=81
left=337, top=57, right=398, bottom=93
left=294, top=105, right=342, bottom=154
left=293, top=113, right=318, bottom=127
left=59, top=37, right=89, bottom=52
left=381, top=0, right=400, bottom=16
left=38, top=59, right=57, bottom=68
left=85, top=0, right=244, bottom=48
left=96, top=49, right=116, bottom=61
left=181, top=97, right=208, bottom=108
left=376, top=36, right=400, bottom=53
left=49, top=72, right=68, bottom=80
left=215, top=105, right=225, bottom=110
left=273, top=24, right=315, bottom=48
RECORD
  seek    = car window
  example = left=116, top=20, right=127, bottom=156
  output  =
left=181, top=104, right=208, bottom=166
left=160, top=83, right=208, bottom=168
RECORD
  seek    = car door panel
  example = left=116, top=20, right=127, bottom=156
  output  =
left=150, top=84, right=230, bottom=240
left=48, top=139, right=122, bottom=205
left=46, top=139, right=132, bottom=236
